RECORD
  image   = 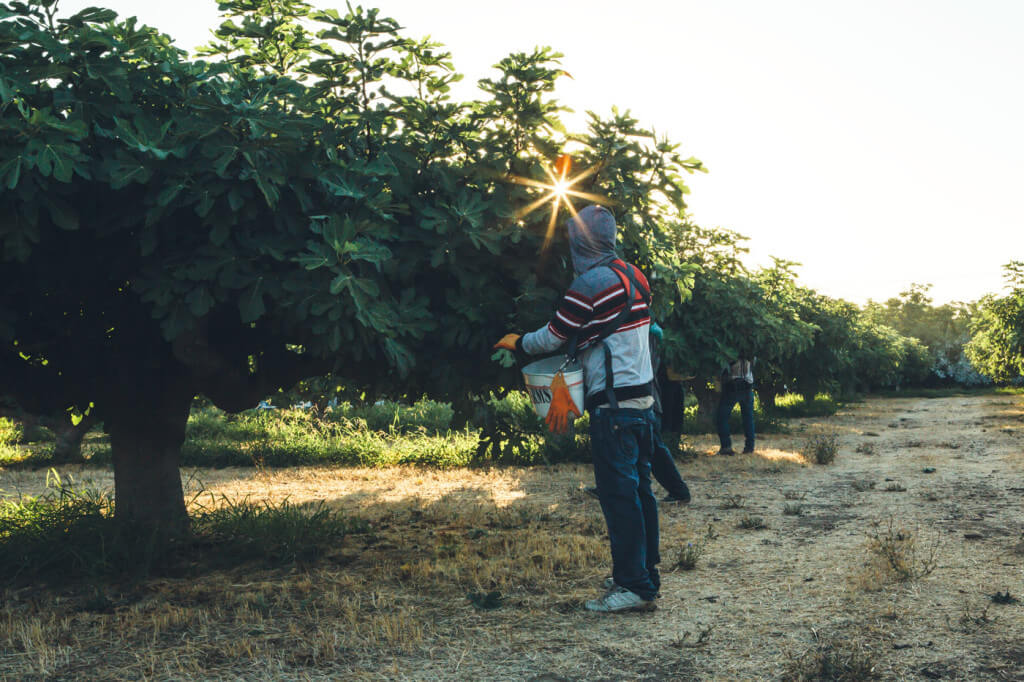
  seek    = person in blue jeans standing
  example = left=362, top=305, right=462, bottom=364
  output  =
left=585, top=321, right=690, bottom=503
left=716, top=357, right=756, bottom=455
left=494, top=205, right=661, bottom=613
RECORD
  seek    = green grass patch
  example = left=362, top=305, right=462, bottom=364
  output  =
left=193, top=495, right=369, bottom=565
left=179, top=393, right=590, bottom=468
left=0, top=472, right=370, bottom=584
left=771, top=393, right=841, bottom=418
left=0, top=471, right=161, bottom=581
left=182, top=411, right=483, bottom=468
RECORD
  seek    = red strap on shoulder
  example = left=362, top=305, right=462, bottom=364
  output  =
left=609, top=259, right=650, bottom=303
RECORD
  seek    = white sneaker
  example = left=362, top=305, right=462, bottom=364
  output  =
left=602, top=577, right=661, bottom=599
left=585, top=585, right=656, bottom=613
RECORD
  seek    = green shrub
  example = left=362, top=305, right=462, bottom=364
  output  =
left=0, top=417, right=22, bottom=446
left=471, top=392, right=590, bottom=465
left=773, top=393, right=841, bottom=418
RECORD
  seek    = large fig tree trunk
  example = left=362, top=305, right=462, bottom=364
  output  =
left=105, top=376, right=194, bottom=535
left=689, top=381, right=719, bottom=432
left=50, top=413, right=97, bottom=463
left=757, top=386, right=779, bottom=414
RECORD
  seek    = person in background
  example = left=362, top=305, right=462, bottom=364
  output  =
left=494, top=205, right=661, bottom=613
left=716, top=356, right=756, bottom=455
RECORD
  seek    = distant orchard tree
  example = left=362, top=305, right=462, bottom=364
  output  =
left=965, top=263, right=1024, bottom=383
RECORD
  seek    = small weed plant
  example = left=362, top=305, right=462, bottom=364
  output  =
left=990, top=590, right=1019, bottom=605
left=720, top=494, right=745, bottom=509
left=783, top=503, right=803, bottom=516
left=862, top=517, right=938, bottom=585
left=803, top=429, right=839, bottom=465
left=672, top=525, right=716, bottom=571
left=855, top=442, right=877, bottom=455
left=957, top=603, right=997, bottom=632
left=784, top=632, right=877, bottom=681
left=674, top=542, right=704, bottom=571
left=738, top=515, right=767, bottom=530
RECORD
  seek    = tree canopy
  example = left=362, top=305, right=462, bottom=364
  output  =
left=0, top=0, right=707, bottom=529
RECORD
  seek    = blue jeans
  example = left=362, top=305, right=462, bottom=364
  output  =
left=589, top=407, right=660, bottom=600
left=716, top=385, right=755, bottom=451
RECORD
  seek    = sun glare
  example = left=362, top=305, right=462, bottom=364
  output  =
left=505, top=155, right=615, bottom=253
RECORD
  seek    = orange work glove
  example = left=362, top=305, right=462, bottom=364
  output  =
left=493, top=333, right=521, bottom=351
left=545, top=370, right=581, bottom=435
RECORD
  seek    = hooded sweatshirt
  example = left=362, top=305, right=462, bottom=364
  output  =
left=521, top=205, right=653, bottom=409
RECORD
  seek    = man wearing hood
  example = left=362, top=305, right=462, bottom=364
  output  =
left=494, top=205, right=661, bottom=613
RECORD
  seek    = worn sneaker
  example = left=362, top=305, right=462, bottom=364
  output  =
left=662, top=492, right=691, bottom=504
left=585, top=585, right=656, bottom=613
left=602, top=577, right=661, bottom=599
left=584, top=486, right=600, bottom=500
left=717, top=447, right=736, bottom=456
left=742, top=447, right=755, bottom=454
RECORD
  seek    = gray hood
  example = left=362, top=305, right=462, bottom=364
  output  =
left=567, top=205, right=618, bottom=274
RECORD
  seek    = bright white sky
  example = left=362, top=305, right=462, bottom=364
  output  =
left=61, top=0, right=1024, bottom=304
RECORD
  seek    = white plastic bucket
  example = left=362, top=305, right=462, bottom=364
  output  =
left=521, top=356, right=585, bottom=418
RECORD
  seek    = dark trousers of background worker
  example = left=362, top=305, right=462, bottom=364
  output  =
left=651, top=413, right=689, bottom=500
left=716, top=381, right=755, bottom=452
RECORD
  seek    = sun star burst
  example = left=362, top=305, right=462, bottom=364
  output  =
left=506, top=157, right=614, bottom=253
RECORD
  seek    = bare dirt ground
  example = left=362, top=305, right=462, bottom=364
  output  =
left=1, top=393, right=1022, bottom=680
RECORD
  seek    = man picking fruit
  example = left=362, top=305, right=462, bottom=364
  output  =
left=494, top=205, right=661, bottom=613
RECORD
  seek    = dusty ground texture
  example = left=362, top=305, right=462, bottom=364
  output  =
left=1, top=393, right=1022, bottom=680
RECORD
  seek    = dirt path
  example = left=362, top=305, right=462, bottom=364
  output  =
left=1, top=394, right=1022, bottom=680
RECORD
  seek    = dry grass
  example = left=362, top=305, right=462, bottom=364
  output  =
left=1, top=394, right=1023, bottom=679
